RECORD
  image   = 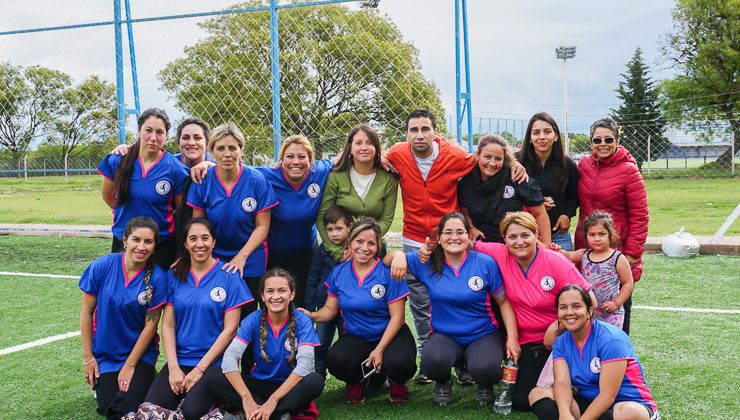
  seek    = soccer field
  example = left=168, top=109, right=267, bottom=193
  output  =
left=0, top=235, right=738, bottom=419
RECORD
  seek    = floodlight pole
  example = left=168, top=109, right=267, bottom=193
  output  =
left=455, top=0, right=474, bottom=152
left=556, top=46, right=576, bottom=155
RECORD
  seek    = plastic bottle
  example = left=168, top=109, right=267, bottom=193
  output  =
left=494, top=358, right=518, bottom=415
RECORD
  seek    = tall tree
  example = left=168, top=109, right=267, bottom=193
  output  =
left=45, top=75, right=117, bottom=159
left=660, top=0, right=739, bottom=167
left=159, top=1, right=444, bottom=159
left=612, top=48, right=669, bottom=170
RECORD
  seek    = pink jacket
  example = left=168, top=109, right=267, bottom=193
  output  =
left=575, top=146, right=648, bottom=281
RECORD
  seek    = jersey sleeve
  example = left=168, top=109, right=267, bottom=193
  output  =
left=474, top=241, right=507, bottom=261
left=78, top=256, right=105, bottom=296
left=404, top=252, right=425, bottom=283
left=598, top=327, right=634, bottom=363
left=517, top=177, right=545, bottom=206
left=186, top=178, right=206, bottom=211
left=225, top=272, right=254, bottom=313
left=484, top=255, right=505, bottom=296
left=97, top=154, right=121, bottom=182
left=552, top=333, right=568, bottom=362
left=147, top=267, right=169, bottom=310
left=235, top=311, right=258, bottom=345
left=296, top=311, right=320, bottom=346
left=165, top=270, right=177, bottom=305
left=314, top=159, right=334, bottom=180
left=253, top=170, right=279, bottom=213
left=325, top=266, right=339, bottom=298
left=171, top=159, right=190, bottom=195
left=385, top=266, right=410, bottom=303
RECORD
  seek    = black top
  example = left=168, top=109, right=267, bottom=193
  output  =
left=458, top=166, right=545, bottom=243
left=528, top=156, right=579, bottom=228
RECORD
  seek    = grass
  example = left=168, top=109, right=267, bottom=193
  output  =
left=0, top=176, right=738, bottom=237
left=0, top=236, right=738, bottom=419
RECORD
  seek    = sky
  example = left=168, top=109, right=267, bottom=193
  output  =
left=0, top=0, right=679, bottom=137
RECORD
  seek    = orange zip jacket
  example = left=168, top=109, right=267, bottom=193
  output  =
left=385, top=136, right=476, bottom=243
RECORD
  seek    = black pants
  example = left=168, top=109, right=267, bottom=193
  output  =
left=94, top=362, right=156, bottom=419
left=267, top=247, right=316, bottom=309
left=531, top=395, right=657, bottom=420
left=206, top=370, right=325, bottom=418
left=512, top=343, right=551, bottom=411
left=144, top=363, right=221, bottom=420
left=112, top=237, right=177, bottom=271
left=623, top=294, right=633, bottom=335
left=326, top=324, right=417, bottom=385
left=420, top=332, right=504, bottom=385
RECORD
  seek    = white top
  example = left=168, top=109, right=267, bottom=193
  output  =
left=413, top=141, right=439, bottom=182
left=350, top=166, right=377, bottom=200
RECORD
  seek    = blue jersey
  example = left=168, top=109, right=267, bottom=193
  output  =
left=166, top=259, right=253, bottom=367
left=187, top=164, right=278, bottom=277
left=97, top=152, right=189, bottom=241
left=553, top=320, right=657, bottom=411
left=406, top=250, right=504, bottom=346
left=79, top=253, right=168, bottom=374
left=255, top=159, right=332, bottom=258
left=326, top=259, right=410, bottom=342
left=236, top=309, right=319, bottom=381
left=172, top=151, right=213, bottom=166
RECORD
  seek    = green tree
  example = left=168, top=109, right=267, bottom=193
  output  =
left=660, top=0, right=739, bottom=167
left=568, top=133, right=592, bottom=154
left=44, top=75, right=117, bottom=159
left=611, top=48, right=669, bottom=170
left=159, top=1, right=444, bottom=160
left=0, top=63, right=70, bottom=161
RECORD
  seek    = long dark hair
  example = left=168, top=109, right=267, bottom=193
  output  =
left=258, top=268, right=297, bottom=364
left=519, top=112, right=569, bottom=196
left=333, top=124, right=383, bottom=173
left=123, top=216, right=159, bottom=306
left=113, top=108, right=171, bottom=208
left=555, top=284, right=594, bottom=316
left=430, top=213, right=470, bottom=278
left=176, top=118, right=210, bottom=151
left=172, top=218, right=216, bottom=281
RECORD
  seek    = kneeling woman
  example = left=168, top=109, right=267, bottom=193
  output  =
left=143, top=218, right=253, bottom=419
left=305, top=218, right=416, bottom=404
left=207, top=268, right=325, bottom=419
left=530, top=285, right=659, bottom=420
left=80, top=217, right=168, bottom=419
left=389, top=213, right=520, bottom=407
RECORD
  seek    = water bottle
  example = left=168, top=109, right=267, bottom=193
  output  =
left=494, top=358, right=518, bottom=415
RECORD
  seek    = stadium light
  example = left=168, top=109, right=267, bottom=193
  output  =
left=555, top=45, right=576, bottom=155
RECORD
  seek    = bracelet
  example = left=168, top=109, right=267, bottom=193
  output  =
left=194, top=366, right=205, bottom=375
left=83, top=357, right=95, bottom=366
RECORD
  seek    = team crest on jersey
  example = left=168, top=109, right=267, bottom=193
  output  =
left=502, top=185, right=515, bottom=199
left=467, top=276, right=484, bottom=291
left=370, top=284, right=386, bottom=300
left=137, top=291, right=148, bottom=305
left=539, top=276, right=556, bottom=291
left=155, top=180, right=172, bottom=196
left=241, top=197, right=257, bottom=212
left=210, top=287, right=227, bottom=302
left=590, top=357, right=601, bottom=374
left=307, top=183, right=321, bottom=199
left=284, top=338, right=295, bottom=352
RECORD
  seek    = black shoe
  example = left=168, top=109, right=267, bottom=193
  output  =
left=455, top=366, right=474, bottom=386
left=433, top=379, right=453, bottom=406
left=415, top=372, right=433, bottom=385
left=475, top=384, right=494, bottom=406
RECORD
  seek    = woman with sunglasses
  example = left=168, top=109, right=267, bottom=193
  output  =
left=575, top=117, right=648, bottom=335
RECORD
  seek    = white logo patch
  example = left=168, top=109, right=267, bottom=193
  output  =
left=241, top=197, right=257, bottom=213
left=590, top=357, right=601, bottom=374
left=540, top=276, right=556, bottom=291
left=502, top=185, right=515, bottom=199
left=467, top=276, right=484, bottom=291
left=210, top=287, right=227, bottom=302
left=137, top=291, right=148, bottom=305
left=307, top=183, right=321, bottom=199
left=370, top=284, right=386, bottom=300
left=155, top=180, right=172, bottom=196
left=284, top=338, right=295, bottom=352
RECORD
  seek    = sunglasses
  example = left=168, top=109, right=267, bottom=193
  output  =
left=591, top=136, right=615, bottom=145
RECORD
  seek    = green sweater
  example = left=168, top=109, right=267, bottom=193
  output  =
left=317, top=169, right=399, bottom=260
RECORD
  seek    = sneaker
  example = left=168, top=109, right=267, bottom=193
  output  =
left=433, top=379, right=453, bottom=406
left=475, top=384, right=494, bottom=406
left=346, top=382, right=366, bottom=404
left=415, top=372, right=433, bottom=385
left=389, top=382, right=409, bottom=404
left=455, top=366, right=475, bottom=386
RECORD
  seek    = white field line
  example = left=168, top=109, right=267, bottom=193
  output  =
left=0, top=271, right=78, bottom=279
left=0, top=331, right=80, bottom=356
left=633, top=305, right=740, bottom=314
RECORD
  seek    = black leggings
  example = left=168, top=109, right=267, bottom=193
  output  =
left=206, top=370, right=325, bottom=417
left=532, top=395, right=658, bottom=420
left=94, top=362, right=156, bottom=419
left=326, top=324, right=417, bottom=385
left=111, top=237, right=177, bottom=271
left=420, top=332, right=504, bottom=385
left=623, top=294, right=633, bottom=335
left=144, top=363, right=221, bottom=420
left=267, top=247, right=316, bottom=309
left=512, top=343, right=551, bottom=411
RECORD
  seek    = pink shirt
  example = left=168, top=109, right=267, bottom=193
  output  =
left=474, top=242, right=591, bottom=345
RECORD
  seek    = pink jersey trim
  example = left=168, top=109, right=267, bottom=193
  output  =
left=166, top=195, right=176, bottom=237
left=216, top=164, right=243, bottom=197
left=256, top=201, right=279, bottom=214
left=97, top=168, right=113, bottom=182
left=553, top=357, right=566, bottom=362
left=484, top=293, right=500, bottom=329
left=235, top=336, right=250, bottom=345
left=602, top=357, right=632, bottom=364
left=298, top=342, right=320, bottom=347
left=139, top=150, right=165, bottom=178
left=121, top=254, right=146, bottom=288
left=148, top=301, right=166, bottom=311
left=281, top=167, right=305, bottom=191
left=325, top=282, right=336, bottom=297
left=267, top=314, right=289, bottom=338
left=625, top=360, right=658, bottom=410
left=388, top=291, right=410, bottom=304
left=186, top=202, right=205, bottom=211
left=225, top=299, right=253, bottom=313
left=191, top=258, right=220, bottom=287
left=443, top=251, right=468, bottom=277
left=353, top=258, right=380, bottom=287
left=572, top=321, right=593, bottom=360
left=166, top=302, right=174, bottom=306
left=262, top=240, right=269, bottom=272
left=82, top=291, right=97, bottom=297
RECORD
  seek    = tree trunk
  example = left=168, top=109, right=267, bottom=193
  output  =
left=714, top=121, right=739, bottom=168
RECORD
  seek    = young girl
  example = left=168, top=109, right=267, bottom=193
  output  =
left=205, top=268, right=325, bottom=419
left=560, top=211, right=633, bottom=329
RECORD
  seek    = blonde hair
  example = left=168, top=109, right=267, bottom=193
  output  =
left=208, top=122, right=244, bottom=152
left=500, top=211, right=538, bottom=237
left=278, top=135, right=314, bottom=163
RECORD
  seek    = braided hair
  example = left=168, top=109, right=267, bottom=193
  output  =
left=258, top=268, right=297, bottom=364
left=123, top=217, right=159, bottom=317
